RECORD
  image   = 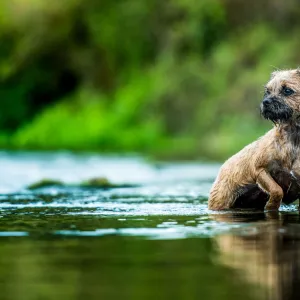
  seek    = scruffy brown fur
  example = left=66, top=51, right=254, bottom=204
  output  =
left=209, top=69, right=300, bottom=211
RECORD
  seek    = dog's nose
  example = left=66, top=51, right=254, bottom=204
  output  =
left=263, top=98, right=272, bottom=106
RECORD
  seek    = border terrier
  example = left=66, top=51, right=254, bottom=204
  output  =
left=208, top=69, right=300, bottom=211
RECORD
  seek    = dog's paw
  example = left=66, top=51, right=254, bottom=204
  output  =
left=264, top=203, right=280, bottom=211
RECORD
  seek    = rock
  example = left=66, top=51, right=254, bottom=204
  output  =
left=27, top=179, right=64, bottom=190
left=80, top=177, right=138, bottom=189
left=27, top=177, right=138, bottom=190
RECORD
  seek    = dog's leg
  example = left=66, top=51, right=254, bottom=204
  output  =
left=257, top=170, right=283, bottom=211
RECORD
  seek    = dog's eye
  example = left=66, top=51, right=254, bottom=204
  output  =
left=264, top=89, right=270, bottom=96
left=282, top=87, right=295, bottom=96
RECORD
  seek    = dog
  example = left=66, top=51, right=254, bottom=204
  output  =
left=208, top=69, right=300, bottom=211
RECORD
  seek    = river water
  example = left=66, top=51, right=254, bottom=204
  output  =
left=0, top=151, right=300, bottom=300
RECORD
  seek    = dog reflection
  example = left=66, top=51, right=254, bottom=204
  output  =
left=212, top=212, right=300, bottom=300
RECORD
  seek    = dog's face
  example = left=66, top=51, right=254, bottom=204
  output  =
left=261, top=69, right=300, bottom=123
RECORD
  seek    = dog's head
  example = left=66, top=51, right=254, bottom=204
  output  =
left=261, top=69, right=300, bottom=123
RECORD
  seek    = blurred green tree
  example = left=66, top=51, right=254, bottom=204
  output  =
left=1, top=0, right=300, bottom=159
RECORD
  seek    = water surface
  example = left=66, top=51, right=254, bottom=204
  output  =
left=0, top=151, right=300, bottom=300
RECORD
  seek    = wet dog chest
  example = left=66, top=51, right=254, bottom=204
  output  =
left=268, top=160, right=284, bottom=173
left=267, top=160, right=291, bottom=186
left=267, top=152, right=300, bottom=188
left=289, top=144, right=300, bottom=172
left=273, top=140, right=300, bottom=172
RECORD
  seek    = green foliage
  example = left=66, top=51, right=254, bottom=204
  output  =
left=1, top=0, right=300, bottom=159
left=13, top=85, right=165, bottom=152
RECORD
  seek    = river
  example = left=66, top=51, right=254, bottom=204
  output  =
left=0, top=151, right=299, bottom=300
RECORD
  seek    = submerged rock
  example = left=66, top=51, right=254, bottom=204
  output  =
left=80, top=177, right=138, bottom=188
left=80, top=177, right=112, bottom=187
left=27, top=179, right=64, bottom=190
left=27, top=177, right=138, bottom=190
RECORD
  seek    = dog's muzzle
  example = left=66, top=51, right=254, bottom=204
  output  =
left=260, top=97, right=293, bottom=123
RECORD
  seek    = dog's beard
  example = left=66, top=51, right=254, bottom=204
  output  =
left=260, top=100, right=293, bottom=123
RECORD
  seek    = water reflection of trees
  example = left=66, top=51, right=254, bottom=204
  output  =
left=0, top=235, right=254, bottom=300
left=1, top=212, right=300, bottom=299
left=212, top=212, right=300, bottom=300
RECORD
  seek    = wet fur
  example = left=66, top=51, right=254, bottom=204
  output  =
left=209, top=69, right=300, bottom=210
